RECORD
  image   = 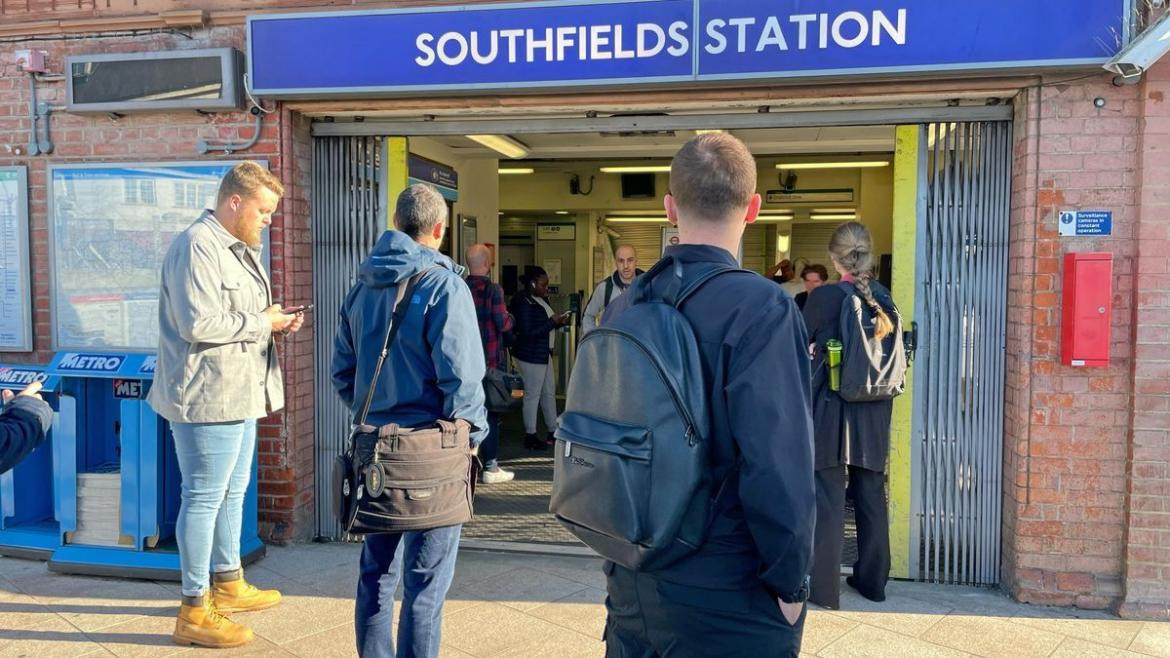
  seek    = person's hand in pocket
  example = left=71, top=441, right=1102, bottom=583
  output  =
left=778, top=600, right=803, bottom=626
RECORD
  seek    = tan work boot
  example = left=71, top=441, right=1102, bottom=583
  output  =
left=212, top=568, right=283, bottom=613
left=173, top=592, right=254, bottom=648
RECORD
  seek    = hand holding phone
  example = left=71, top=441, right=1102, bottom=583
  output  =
left=283, top=304, right=314, bottom=315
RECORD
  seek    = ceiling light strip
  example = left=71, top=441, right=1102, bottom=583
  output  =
left=775, top=161, right=889, bottom=170
left=467, top=134, right=529, bottom=159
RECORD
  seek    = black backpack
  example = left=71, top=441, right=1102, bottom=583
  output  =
left=836, top=281, right=907, bottom=402
left=550, top=257, right=746, bottom=571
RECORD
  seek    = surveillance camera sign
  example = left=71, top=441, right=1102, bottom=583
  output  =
left=1059, top=210, right=1113, bottom=237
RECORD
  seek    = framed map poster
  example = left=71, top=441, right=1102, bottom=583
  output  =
left=48, top=161, right=269, bottom=351
left=0, top=166, right=32, bottom=352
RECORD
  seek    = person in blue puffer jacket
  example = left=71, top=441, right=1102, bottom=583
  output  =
left=508, top=266, right=570, bottom=451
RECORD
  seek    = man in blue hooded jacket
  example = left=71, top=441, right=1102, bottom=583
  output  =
left=332, top=183, right=487, bottom=658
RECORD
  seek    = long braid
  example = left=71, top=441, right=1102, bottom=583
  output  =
left=853, top=271, right=893, bottom=340
left=829, top=223, right=894, bottom=341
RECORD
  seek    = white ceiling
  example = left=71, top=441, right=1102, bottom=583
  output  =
left=427, top=125, right=895, bottom=160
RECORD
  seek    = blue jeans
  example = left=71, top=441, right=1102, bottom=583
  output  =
left=481, top=412, right=501, bottom=470
left=355, top=525, right=463, bottom=658
left=171, top=419, right=257, bottom=598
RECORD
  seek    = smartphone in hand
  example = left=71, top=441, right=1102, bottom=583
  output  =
left=283, top=304, right=315, bottom=314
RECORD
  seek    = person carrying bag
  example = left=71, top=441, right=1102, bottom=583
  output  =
left=466, top=243, right=521, bottom=484
left=331, top=184, right=487, bottom=658
left=334, top=268, right=477, bottom=535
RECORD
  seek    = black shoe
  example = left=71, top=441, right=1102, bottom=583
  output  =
left=545, top=431, right=557, bottom=447
left=846, top=575, right=886, bottom=603
left=524, top=434, right=549, bottom=451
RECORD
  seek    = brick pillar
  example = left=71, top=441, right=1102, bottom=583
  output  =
left=1002, top=76, right=1141, bottom=610
left=258, top=108, right=317, bottom=542
left=1118, top=59, right=1170, bottom=621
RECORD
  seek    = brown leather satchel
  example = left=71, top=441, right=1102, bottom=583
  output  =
left=333, top=268, right=476, bottom=535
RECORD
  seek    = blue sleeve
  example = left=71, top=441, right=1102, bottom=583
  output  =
left=426, top=275, right=488, bottom=446
left=0, top=396, right=53, bottom=475
left=725, top=297, right=816, bottom=598
left=331, top=288, right=360, bottom=410
left=601, top=288, right=633, bottom=325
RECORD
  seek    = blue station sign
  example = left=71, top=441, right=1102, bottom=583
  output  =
left=248, top=0, right=1128, bottom=97
left=408, top=156, right=459, bottom=201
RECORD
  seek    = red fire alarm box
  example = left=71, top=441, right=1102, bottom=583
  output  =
left=1061, top=252, right=1112, bottom=368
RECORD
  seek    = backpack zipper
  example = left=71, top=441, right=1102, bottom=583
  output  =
left=580, top=328, right=701, bottom=447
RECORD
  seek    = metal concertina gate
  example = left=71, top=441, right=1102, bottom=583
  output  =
left=911, top=121, right=1012, bottom=585
left=312, top=135, right=383, bottom=540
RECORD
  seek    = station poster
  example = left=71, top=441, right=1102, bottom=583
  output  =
left=0, top=166, right=32, bottom=352
left=48, top=161, right=268, bottom=352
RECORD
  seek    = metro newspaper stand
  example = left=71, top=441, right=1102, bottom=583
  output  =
left=42, top=351, right=264, bottom=579
left=0, top=364, right=63, bottom=558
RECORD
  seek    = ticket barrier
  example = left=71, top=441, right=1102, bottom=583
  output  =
left=44, top=352, right=264, bottom=580
left=0, top=364, right=62, bottom=559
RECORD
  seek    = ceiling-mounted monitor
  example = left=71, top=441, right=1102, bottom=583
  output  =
left=66, top=48, right=243, bottom=114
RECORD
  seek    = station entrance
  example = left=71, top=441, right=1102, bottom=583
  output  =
left=308, top=107, right=1012, bottom=585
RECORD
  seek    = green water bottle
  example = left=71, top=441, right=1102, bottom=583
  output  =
left=826, top=339, right=843, bottom=392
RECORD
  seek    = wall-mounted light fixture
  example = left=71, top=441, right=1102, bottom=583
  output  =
left=467, top=134, right=529, bottom=158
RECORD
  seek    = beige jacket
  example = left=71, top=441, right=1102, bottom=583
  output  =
left=147, top=211, right=284, bottom=423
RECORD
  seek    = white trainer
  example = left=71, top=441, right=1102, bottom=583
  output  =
left=481, top=468, right=516, bottom=484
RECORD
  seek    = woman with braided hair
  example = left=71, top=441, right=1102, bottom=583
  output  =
left=802, top=222, right=897, bottom=609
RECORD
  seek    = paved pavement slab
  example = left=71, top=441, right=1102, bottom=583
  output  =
left=1, top=543, right=1168, bottom=657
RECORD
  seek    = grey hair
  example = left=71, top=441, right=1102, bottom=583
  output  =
left=394, top=183, right=448, bottom=239
left=829, top=221, right=894, bottom=340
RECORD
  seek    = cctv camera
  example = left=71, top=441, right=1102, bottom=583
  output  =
left=1102, top=11, right=1170, bottom=79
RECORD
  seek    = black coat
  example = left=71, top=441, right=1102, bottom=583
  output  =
left=509, top=290, right=556, bottom=365
left=604, top=245, right=815, bottom=601
left=802, top=282, right=894, bottom=472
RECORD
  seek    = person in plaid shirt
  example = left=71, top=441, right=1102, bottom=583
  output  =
left=465, top=244, right=516, bottom=484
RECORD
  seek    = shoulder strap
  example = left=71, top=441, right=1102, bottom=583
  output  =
left=604, top=278, right=615, bottom=305
left=629, top=255, right=750, bottom=308
left=675, top=264, right=750, bottom=307
left=355, top=267, right=437, bottom=425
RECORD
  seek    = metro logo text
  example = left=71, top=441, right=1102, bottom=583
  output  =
left=0, top=368, right=47, bottom=386
left=58, top=353, right=124, bottom=372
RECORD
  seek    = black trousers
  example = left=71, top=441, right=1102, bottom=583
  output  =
left=809, top=465, right=890, bottom=609
left=603, top=563, right=806, bottom=658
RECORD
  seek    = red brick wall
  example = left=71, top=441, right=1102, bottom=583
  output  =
left=0, top=27, right=317, bottom=542
left=1119, top=59, right=1170, bottom=620
left=1002, top=74, right=1141, bottom=611
left=1003, top=69, right=1170, bottom=619
left=260, top=108, right=315, bottom=542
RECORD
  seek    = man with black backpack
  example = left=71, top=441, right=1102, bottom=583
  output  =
left=552, top=134, right=816, bottom=657
left=581, top=244, right=642, bottom=336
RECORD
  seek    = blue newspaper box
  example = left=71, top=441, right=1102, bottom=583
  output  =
left=0, top=364, right=63, bottom=559
left=44, top=351, right=264, bottom=579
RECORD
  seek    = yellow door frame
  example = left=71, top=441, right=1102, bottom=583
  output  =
left=383, top=136, right=410, bottom=229
left=383, top=128, right=923, bottom=577
left=888, top=124, right=923, bottom=580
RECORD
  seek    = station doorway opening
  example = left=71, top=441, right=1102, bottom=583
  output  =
left=310, top=114, right=1012, bottom=585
